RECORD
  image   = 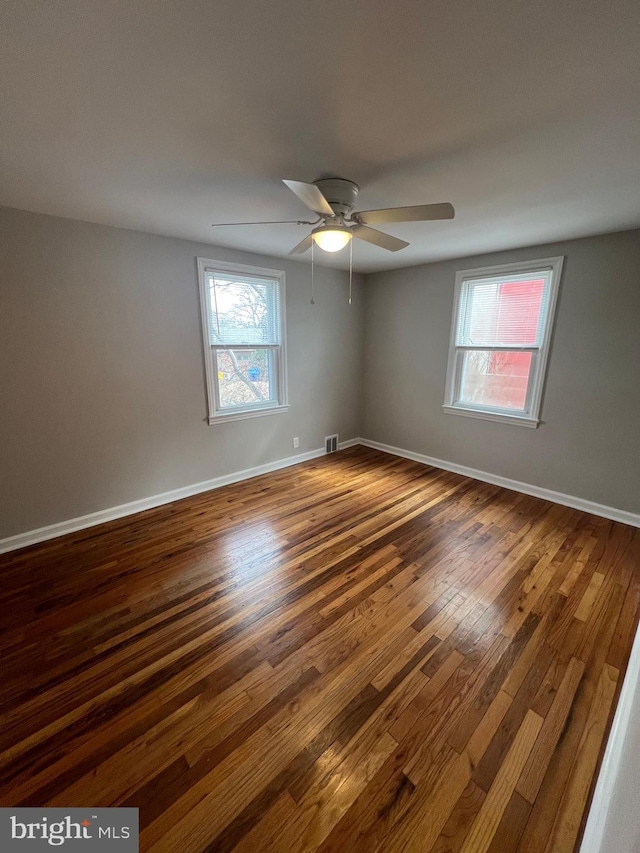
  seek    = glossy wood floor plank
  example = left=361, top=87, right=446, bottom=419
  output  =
left=1, top=446, right=638, bottom=853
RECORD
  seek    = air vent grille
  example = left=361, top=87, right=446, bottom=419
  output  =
left=325, top=434, right=339, bottom=453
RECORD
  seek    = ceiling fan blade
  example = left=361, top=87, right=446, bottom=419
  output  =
left=356, top=202, right=455, bottom=225
left=211, top=219, right=313, bottom=227
left=289, top=234, right=313, bottom=255
left=283, top=180, right=335, bottom=216
left=351, top=224, right=409, bottom=252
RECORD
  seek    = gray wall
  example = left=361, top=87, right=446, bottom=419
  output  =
left=2, top=208, right=638, bottom=541
left=0, top=207, right=364, bottom=538
left=362, top=229, right=640, bottom=514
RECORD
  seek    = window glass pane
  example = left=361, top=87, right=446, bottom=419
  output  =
left=457, top=275, right=548, bottom=347
left=459, top=350, right=532, bottom=411
left=215, top=349, right=275, bottom=409
left=206, top=275, right=280, bottom=346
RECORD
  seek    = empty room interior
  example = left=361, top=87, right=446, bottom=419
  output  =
left=1, top=1, right=640, bottom=851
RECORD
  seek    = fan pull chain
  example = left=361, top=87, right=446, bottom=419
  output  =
left=310, top=241, right=315, bottom=304
left=349, top=240, right=353, bottom=305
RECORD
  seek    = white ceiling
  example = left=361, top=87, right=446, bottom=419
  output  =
left=1, top=0, right=639, bottom=272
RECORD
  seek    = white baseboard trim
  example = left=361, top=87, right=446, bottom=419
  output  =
left=2, top=433, right=637, bottom=551
left=358, top=438, right=640, bottom=528
left=0, top=438, right=360, bottom=555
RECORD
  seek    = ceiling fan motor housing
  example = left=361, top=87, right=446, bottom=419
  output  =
left=313, top=178, right=359, bottom=216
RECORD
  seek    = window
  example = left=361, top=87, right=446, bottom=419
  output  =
left=197, top=258, right=287, bottom=424
left=443, top=256, right=563, bottom=427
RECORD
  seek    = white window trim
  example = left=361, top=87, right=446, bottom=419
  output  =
left=197, top=257, right=288, bottom=425
left=443, top=256, right=564, bottom=428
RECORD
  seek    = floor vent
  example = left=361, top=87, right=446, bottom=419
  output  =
left=325, top=434, right=339, bottom=453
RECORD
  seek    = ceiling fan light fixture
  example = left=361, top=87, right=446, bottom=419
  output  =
left=311, top=225, right=352, bottom=253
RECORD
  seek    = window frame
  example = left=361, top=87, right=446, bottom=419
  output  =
left=443, top=256, right=564, bottom=428
left=197, top=257, right=288, bottom=425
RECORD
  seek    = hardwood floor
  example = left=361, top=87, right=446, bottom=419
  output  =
left=1, top=446, right=638, bottom=852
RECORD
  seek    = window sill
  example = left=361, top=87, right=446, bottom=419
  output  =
left=442, top=404, right=539, bottom=429
left=208, top=405, right=289, bottom=425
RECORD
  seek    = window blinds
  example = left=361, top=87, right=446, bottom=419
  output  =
left=205, top=271, right=281, bottom=347
left=455, top=269, right=552, bottom=348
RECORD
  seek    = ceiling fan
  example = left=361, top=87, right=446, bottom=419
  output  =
left=211, top=178, right=455, bottom=254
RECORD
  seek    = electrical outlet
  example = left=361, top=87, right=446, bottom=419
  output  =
left=293, top=437, right=299, bottom=449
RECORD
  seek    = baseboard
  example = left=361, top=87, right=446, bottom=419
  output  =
left=3, top=434, right=637, bottom=555
left=358, top=438, right=640, bottom=528
left=0, top=438, right=360, bottom=555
